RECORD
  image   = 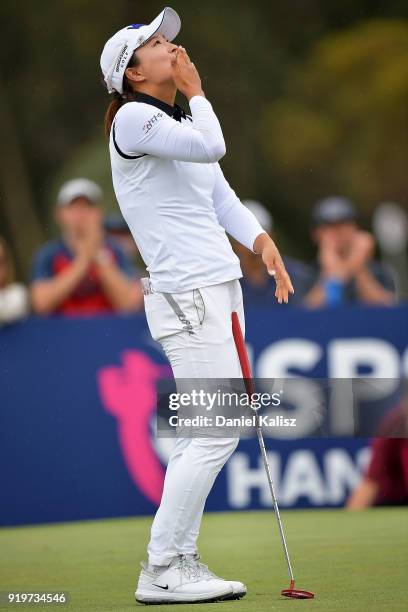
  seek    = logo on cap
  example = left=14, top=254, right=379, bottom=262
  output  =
left=115, top=43, right=130, bottom=73
left=127, top=24, right=145, bottom=29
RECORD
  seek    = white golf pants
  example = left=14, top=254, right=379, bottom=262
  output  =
left=143, top=278, right=245, bottom=565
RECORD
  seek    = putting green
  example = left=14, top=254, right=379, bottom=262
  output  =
left=0, top=508, right=407, bottom=611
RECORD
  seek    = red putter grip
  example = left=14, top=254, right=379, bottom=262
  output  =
left=231, top=311, right=255, bottom=396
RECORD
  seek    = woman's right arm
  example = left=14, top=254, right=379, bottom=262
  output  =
left=114, top=97, right=226, bottom=163
left=114, top=48, right=225, bottom=163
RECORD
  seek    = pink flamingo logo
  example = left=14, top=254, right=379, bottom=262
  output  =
left=97, top=350, right=171, bottom=505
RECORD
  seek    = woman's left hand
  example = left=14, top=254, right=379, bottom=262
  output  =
left=254, top=234, right=294, bottom=304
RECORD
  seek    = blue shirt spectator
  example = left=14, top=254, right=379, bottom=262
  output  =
left=30, top=178, right=143, bottom=316
left=304, top=197, right=396, bottom=308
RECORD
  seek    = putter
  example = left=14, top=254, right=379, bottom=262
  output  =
left=231, top=311, right=315, bottom=600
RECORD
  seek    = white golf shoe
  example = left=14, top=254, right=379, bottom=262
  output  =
left=186, top=553, right=247, bottom=600
left=135, top=554, right=233, bottom=604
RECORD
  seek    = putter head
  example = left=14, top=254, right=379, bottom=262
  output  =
left=281, top=580, right=314, bottom=599
left=281, top=588, right=314, bottom=599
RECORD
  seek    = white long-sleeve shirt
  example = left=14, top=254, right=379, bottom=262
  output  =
left=109, top=94, right=264, bottom=293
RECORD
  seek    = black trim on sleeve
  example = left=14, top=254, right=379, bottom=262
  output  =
left=112, top=122, right=147, bottom=160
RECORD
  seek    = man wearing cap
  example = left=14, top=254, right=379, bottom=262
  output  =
left=234, top=200, right=312, bottom=305
left=304, top=196, right=396, bottom=307
left=30, top=178, right=143, bottom=316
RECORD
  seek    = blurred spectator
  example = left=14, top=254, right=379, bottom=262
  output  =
left=103, top=214, right=144, bottom=275
left=347, top=400, right=408, bottom=509
left=30, top=179, right=143, bottom=316
left=233, top=200, right=312, bottom=305
left=304, top=197, right=396, bottom=308
left=0, top=236, right=29, bottom=324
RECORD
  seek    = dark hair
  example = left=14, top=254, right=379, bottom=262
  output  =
left=103, top=50, right=141, bottom=138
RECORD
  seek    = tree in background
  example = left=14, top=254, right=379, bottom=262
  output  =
left=1, top=1, right=407, bottom=276
left=260, top=20, right=408, bottom=227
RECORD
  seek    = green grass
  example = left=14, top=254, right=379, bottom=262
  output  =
left=0, top=509, right=407, bottom=611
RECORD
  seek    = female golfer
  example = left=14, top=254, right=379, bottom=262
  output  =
left=100, top=7, right=293, bottom=605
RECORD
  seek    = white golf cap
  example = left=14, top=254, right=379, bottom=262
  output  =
left=100, top=7, right=181, bottom=95
left=56, top=178, right=103, bottom=208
